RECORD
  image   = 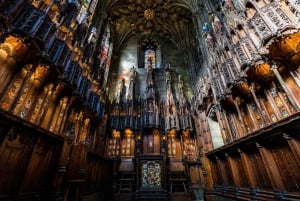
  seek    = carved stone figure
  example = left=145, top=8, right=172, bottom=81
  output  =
left=72, top=11, right=89, bottom=47
left=82, top=27, right=97, bottom=64
left=58, top=0, right=81, bottom=32
left=210, top=14, right=222, bottom=34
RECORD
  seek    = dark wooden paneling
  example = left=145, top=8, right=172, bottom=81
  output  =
left=210, top=160, right=222, bottom=185
left=231, top=155, right=249, bottom=187
left=223, top=159, right=234, bottom=186
left=271, top=142, right=300, bottom=191
left=248, top=152, right=272, bottom=189
left=20, top=136, right=62, bottom=192
left=67, top=144, right=87, bottom=181
left=0, top=127, right=37, bottom=194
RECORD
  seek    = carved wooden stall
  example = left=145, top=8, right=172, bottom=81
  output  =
left=0, top=110, right=63, bottom=200
left=0, top=0, right=113, bottom=200
left=193, top=0, right=300, bottom=200
left=5, top=0, right=300, bottom=201
left=105, top=56, right=201, bottom=201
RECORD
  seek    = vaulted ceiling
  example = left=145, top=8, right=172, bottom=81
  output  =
left=101, top=0, right=203, bottom=100
left=104, top=0, right=199, bottom=49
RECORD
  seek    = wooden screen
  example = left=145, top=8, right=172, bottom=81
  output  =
left=142, top=129, right=160, bottom=155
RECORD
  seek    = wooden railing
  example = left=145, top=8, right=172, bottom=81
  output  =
left=214, top=185, right=300, bottom=201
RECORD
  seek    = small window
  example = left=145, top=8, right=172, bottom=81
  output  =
left=139, top=38, right=158, bottom=69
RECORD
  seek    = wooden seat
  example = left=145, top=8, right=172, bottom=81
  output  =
left=168, top=159, right=188, bottom=192
left=118, top=158, right=136, bottom=192
left=118, top=172, right=135, bottom=192
left=169, top=172, right=188, bottom=192
left=136, top=187, right=169, bottom=201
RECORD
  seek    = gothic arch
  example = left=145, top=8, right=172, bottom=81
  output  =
left=244, top=1, right=257, bottom=19
left=137, top=36, right=162, bottom=69
left=207, top=104, right=224, bottom=149
left=265, top=30, right=300, bottom=68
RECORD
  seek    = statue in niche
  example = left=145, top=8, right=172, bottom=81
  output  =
left=165, top=63, right=171, bottom=70
left=115, top=78, right=126, bottom=104
left=202, top=22, right=210, bottom=32
left=210, top=14, right=222, bottom=35
left=179, top=103, right=186, bottom=116
left=204, top=32, right=214, bottom=50
left=130, top=66, right=137, bottom=76
left=147, top=56, right=153, bottom=68
left=34, top=0, right=52, bottom=11
left=29, top=90, right=48, bottom=124
left=170, top=116, right=176, bottom=128
left=99, top=55, right=107, bottom=69
left=0, top=37, right=29, bottom=91
left=275, top=96, right=283, bottom=107
left=281, top=110, right=289, bottom=118
left=147, top=101, right=154, bottom=113
left=225, top=0, right=234, bottom=7
left=146, top=61, right=154, bottom=86
left=127, top=66, right=136, bottom=101
left=72, top=11, right=90, bottom=47
left=74, top=111, right=84, bottom=142
left=82, top=27, right=97, bottom=64
left=57, top=0, right=81, bottom=32
left=20, top=99, right=32, bottom=119
left=169, top=105, right=176, bottom=115
left=1, top=78, right=21, bottom=110
left=79, top=117, right=90, bottom=143
left=55, top=96, right=69, bottom=133
left=271, top=114, right=277, bottom=123
left=222, top=0, right=234, bottom=10
left=245, top=3, right=257, bottom=19
left=145, top=87, right=155, bottom=100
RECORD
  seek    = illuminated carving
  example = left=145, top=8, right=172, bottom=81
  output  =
left=142, top=161, right=161, bottom=187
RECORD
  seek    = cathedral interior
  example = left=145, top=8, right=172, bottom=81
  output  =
left=1, top=0, right=300, bottom=201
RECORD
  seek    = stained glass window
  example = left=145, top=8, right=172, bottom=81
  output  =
left=99, top=25, right=112, bottom=88
left=145, top=49, right=156, bottom=69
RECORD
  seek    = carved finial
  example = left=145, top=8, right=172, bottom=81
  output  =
left=165, top=63, right=171, bottom=71
left=130, top=66, right=136, bottom=73
left=255, top=142, right=262, bottom=148
left=283, top=133, right=291, bottom=140
left=130, top=66, right=137, bottom=78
